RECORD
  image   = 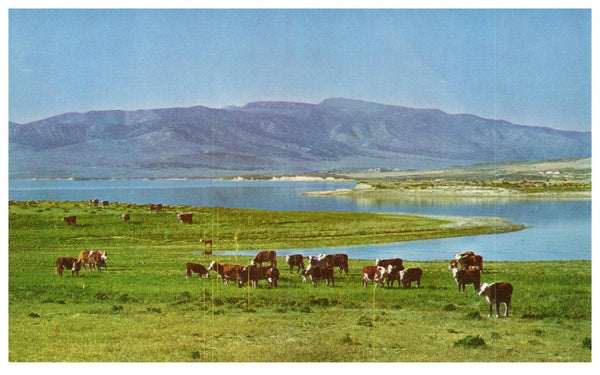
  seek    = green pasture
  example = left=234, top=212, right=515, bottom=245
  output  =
left=8, top=201, right=591, bottom=362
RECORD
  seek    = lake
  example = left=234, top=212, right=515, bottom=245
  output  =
left=9, top=179, right=591, bottom=261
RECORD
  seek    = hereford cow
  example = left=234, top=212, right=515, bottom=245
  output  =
left=78, top=250, right=107, bottom=271
left=454, top=268, right=481, bottom=292
left=253, top=250, right=277, bottom=267
left=239, top=263, right=280, bottom=288
left=303, top=265, right=334, bottom=287
left=454, top=251, right=483, bottom=270
left=285, top=254, right=305, bottom=273
left=62, top=215, right=77, bottom=225
left=122, top=213, right=130, bottom=222
left=88, top=199, right=100, bottom=206
left=399, top=267, right=423, bottom=288
left=376, top=258, right=405, bottom=287
left=308, top=255, right=327, bottom=268
left=362, top=265, right=387, bottom=288
left=186, top=263, right=210, bottom=279
left=148, top=203, right=163, bottom=213
left=207, top=261, right=244, bottom=286
left=318, top=253, right=349, bottom=275
left=102, top=200, right=109, bottom=207
left=177, top=213, right=193, bottom=224
left=56, top=257, right=82, bottom=277
left=479, top=282, right=514, bottom=317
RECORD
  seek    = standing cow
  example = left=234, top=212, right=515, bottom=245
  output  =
left=56, top=257, right=82, bottom=277
left=479, top=282, right=514, bottom=317
left=253, top=250, right=277, bottom=267
left=399, top=267, right=423, bottom=288
left=285, top=254, right=305, bottom=273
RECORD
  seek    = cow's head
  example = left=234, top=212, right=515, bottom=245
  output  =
left=399, top=269, right=406, bottom=281
left=96, top=258, right=107, bottom=270
left=285, top=255, right=290, bottom=263
left=449, top=259, right=458, bottom=269
left=479, top=283, right=491, bottom=296
left=72, top=260, right=83, bottom=272
left=99, top=251, right=107, bottom=261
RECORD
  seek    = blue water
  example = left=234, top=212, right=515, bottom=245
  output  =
left=9, top=179, right=591, bottom=261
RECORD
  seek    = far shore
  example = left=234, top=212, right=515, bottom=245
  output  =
left=301, top=183, right=591, bottom=199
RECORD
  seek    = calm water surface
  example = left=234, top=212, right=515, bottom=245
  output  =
left=9, top=179, right=591, bottom=261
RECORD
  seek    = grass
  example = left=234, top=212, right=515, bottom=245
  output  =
left=8, top=201, right=591, bottom=362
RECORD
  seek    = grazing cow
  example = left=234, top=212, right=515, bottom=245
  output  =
left=303, top=265, right=334, bottom=287
left=177, top=213, right=193, bottom=224
left=362, top=265, right=388, bottom=288
left=102, top=200, right=109, bottom=207
left=78, top=250, right=107, bottom=271
left=399, top=267, right=423, bottom=289
left=88, top=199, right=100, bottom=206
left=62, top=215, right=77, bottom=225
left=186, top=262, right=210, bottom=279
left=253, top=250, right=277, bottom=267
left=122, top=213, right=130, bottom=222
left=454, top=268, right=481, bottom=292
left=56, top=257, right=82, bottom=277
left=285, top=254, right=305, bottom=273
left=238, top=263, right=280, bottom=288
left=148, top=203, right=163, bottom=213
left=207, top=261, right=244, bottom=286
left=308, top=255, right=327, bottom=268
left=318, top=254, right=349, bottom=275
left=454, top=251, right=483, bottom=270
left=479, top=282, right=514, bottom=317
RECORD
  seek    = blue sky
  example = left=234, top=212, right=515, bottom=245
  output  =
left=9, top=9, right=591, bottom=131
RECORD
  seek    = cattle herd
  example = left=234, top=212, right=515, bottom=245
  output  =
left=56, top=200, right=513, bottom=318
left=184, top=250, right=513, bottom=317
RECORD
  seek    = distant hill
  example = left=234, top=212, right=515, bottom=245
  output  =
left=9, top=98, right=591, bottom=179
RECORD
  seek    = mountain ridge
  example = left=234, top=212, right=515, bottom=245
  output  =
left=9, top=98, right=591, bottom=179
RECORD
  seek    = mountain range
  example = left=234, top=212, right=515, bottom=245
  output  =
left=9, top=98, right=591, bottom=179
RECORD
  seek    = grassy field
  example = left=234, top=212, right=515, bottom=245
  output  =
left=8, top=201, right=590, bottom=362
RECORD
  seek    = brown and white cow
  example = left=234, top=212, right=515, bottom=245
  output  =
left=78, top=250, right=107, bottom=271
left=285, top=254, right=305, bottom=273
left=318, top=253, right=349, bottom=275
left=376, top=258, right=405, bottom=287
left=148, top=203, right=163, bottom=213
left=399, top=267, right=423, bottom=289
left=122, top=213, right=130, bottom=222
left=102, top=200, right=109, bottom=207
left=62, top=215, right=77, bottom=225
left=253, top=250, right=277, bottom=267
left=207, top=261, right=244, bottom=286
left=177, top=213, right=193, bottom=224
left=362, top=265, right=387, bottom=288
left=239, top=263, right=280, bottom=288
left=453, top=251, right=483, bottom=270
left=56, top=257, right=82, bottom=277
left=303, top=265, right=334, bottom=287
left=479, top=282, right=514, bottom=317
left=454, top=268, right=481, bottom=292
left=186, top=262, right=210, bottom=279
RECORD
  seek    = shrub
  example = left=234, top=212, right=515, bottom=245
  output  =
left=454, top=335, right=486, bottom=348
left=465, top=311, right=482, bottom=320
left=357, top=315, right=373, bottom=328
left=341, top=333, right=353, bottom=345
left=583, top=337, right=591, bottom=350
left=443, top=303, right=457, bottom=311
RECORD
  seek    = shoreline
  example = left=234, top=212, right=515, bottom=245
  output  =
left=301, top=186, right=591, bottom=199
